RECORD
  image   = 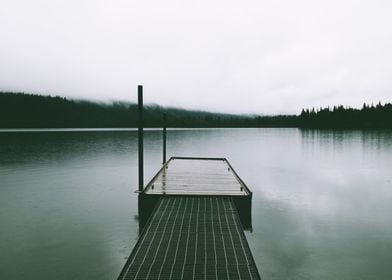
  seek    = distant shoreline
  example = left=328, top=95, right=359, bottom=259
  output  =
left=0, top=127, right=265, bottom=132
left=1, top=92, right=391, bottom=129
left=1, top=128, right=392, bottom=134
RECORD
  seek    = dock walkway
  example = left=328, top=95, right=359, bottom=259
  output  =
left=118, top=158, right=261, bottom=280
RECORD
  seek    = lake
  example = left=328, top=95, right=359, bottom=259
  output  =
left=1, top=128, right=391, bottom=279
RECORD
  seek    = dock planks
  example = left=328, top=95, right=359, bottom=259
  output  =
left=144, top=157, right=250, bottom=196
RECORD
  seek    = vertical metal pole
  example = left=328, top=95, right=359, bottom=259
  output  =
left=163, top=113, right=166, bottom=164
left=138, top=85, right=143, bottom=192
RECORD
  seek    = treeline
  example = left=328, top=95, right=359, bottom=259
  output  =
left=299, top=103, right=392, bottom=129
left=0, top=92, right=292, bottom=128
left=0, top=92, right=391, bottom=128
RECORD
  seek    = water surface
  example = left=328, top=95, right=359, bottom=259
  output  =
left=0, top=128, right=391, bottom=279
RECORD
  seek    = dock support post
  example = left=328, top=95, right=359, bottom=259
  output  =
left=163, top=113, right=166, bottom=164
left=138, top=85, right=144, bottom=192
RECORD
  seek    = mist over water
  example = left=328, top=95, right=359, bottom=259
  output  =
left=1, top=128, right=391, bottom=279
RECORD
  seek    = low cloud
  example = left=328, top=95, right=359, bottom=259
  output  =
left=1, top=0, right=391, bottom=114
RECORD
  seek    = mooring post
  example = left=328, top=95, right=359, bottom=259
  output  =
left=138, top=85, right=144, bottom=192
left=163, top=113, right=167, bottom=164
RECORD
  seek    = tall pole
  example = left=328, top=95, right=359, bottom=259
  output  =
left=163, top=113, right=167, bottom=164
left=138, top=85, right=144, bottom=192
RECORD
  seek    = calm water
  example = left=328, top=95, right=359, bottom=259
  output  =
left=1, top=128, right=391, bottom=280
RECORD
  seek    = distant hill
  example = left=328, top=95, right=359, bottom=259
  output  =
left=0, top=92, right=295, bottom=128
left=0, top=92, right=390, bottom=129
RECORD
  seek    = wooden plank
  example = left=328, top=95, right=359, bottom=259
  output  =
left=144, top=158, right=251, bottom=196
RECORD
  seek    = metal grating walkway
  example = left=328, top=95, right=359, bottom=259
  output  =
left=118, top=197, right=260, bottom=280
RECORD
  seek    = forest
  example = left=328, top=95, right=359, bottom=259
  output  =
left=299, top=103, right=392, bottom=128
left=0, top=92, right=391, bottom=128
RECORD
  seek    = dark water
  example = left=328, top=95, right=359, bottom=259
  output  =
left=0, top=128, right=391, bottom=280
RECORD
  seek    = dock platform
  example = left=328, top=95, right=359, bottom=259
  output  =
left=144, top=157, right=250, bottom=196
left=118, top=157, right=260, bottom=280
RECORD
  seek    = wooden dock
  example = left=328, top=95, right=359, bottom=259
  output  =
left=143, top=157, right=250, bottom=196
left=118, top=157, right=261, bottom=280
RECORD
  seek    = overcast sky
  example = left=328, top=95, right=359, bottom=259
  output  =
left=1, top=0, right=391, bottom=114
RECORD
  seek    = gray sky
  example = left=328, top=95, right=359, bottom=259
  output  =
left=1, top=0, right=391, bottom=114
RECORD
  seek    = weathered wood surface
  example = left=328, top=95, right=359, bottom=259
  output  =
left=144, top=157, right=250, bottom=196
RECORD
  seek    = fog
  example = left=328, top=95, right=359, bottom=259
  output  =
left=1, top=0, right=391, bottom=114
